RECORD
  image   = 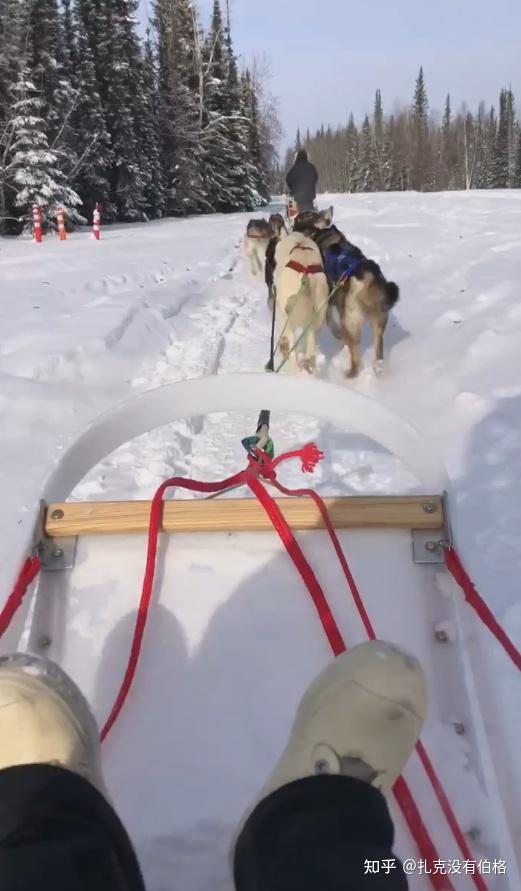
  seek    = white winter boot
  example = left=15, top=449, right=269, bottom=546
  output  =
left=0, top=653, right=106, bottom=796
left=259, top=640, right=427, bottom=798
left=232, top=639, right=427, bottom=857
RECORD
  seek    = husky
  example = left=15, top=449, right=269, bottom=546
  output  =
left=272, top=230, right=329, bottom=375
left=297, top=208, right=400, bottom=378
left=243, top=213, right=286, bottom=277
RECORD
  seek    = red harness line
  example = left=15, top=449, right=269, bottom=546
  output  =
left=286, top=259, right=324, bottom=276
left=3, top=445, right=519, bottom=890
left=286, top=243, right=324, bottom=277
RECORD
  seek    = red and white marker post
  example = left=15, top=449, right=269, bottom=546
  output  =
left=56, top=207, right=67, bottom=241
left=32, top=204, right=43, bottom=243
left=92, top=203, right=101, bottom=240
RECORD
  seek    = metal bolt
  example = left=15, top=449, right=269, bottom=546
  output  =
left=52, top=547, right=63, bottom=559
left=38, top=635, right=52, bottom=649
left=425, top=541, right=438, bottom=553
left=51, top=509, right=64, bottom=520
left=454, top=722, right=466, bottom=736
left=435, top=629, right=449, bottom=643
left=315, top=759, right=330, bottom=774
left=422, top=502, right=436, bottom=514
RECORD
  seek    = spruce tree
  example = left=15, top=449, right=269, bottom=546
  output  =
left=201, top=0, right=253, bottom=211
left=9, top=67, right=82, bottom=228
left=382, top=115, right=401, bottom=190
left=138, top=35, right=167, bottom=218
left=373, top=89, right=384, bottom=188
left=220, top=14, right=260, bottom=209
left=153, top=0, right=208, bottom=215
left=355, top=115, right=378, bottom=191
left=514, top=128, right=521, bottom=188
left=412, top=66, right=429, bottom=190
left=441, top=94, right=453, bottom=188
left=493, top=88, right=509, bottom=188
left=100, top=0, right=149, bottom=219
left=345, top=113, right=359, bottom=192
left=506, top=87, right=516, bottom=186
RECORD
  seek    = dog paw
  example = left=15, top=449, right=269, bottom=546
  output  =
left=301, top=358, right=316, bottom=375
left=279, top=337, right=290, bottom=358
left=373, top=360, right=385, bottom=378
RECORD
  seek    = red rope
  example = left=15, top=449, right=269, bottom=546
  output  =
left=0, top=555, right=41, bottom=639
left=445, top=547, right=521, bottom=673
left=103, top=445, right=476, bottom=891
left=100, top=468, right=246, bottom=741
left=0, top=457, right=509, bottom=889
left=272, top=480, right=487, bottom=891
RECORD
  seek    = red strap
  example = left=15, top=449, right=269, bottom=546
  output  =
left=445, top=547, right=521, bottom=672
left=286, top=259, right=324, bottom=276
left=105, top=446, right=469, bottom=891
left=100, top=467, right=247, bottom=741
left=0, top=555, right=41, bottom=639
left=266, top=476, right=486, bottom=891
left=0, top=450, right=487, bottom=891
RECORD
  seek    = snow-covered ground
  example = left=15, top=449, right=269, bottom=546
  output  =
left=1, top=191, right=521, bottom=888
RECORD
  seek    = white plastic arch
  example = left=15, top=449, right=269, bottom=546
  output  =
left=43, top=373, right=447, bottom=502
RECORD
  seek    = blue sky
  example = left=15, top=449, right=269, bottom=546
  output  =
left=140, top=0, right=521, bottom=154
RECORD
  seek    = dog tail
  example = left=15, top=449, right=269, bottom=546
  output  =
left=384, top=281, right=399, bottom=309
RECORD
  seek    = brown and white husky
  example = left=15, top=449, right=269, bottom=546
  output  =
left=297, top=208, right=400, bottom=378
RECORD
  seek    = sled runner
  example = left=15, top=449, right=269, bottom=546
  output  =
left=1, top=373, right=519, bottom=891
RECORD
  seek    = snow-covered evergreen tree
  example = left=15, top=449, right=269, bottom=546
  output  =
left=382, top=115, right=401, bottom=191
left=68, top=23, right=114, bottom=220
left=153, top=0, right=208, bottom=214
left=8, top=68, right=82, bottom=227
left=355, top=115, right=378, bottom=191
left=506, top=88, right=516, bottom=187
left=28, top=0, right=75, bottom=147
left=493, top=88, right=509, bottom=188
left=514, top=128, right=521, bottom=188
left=139, top=35, right=167, bottom=218
left=345, top=113, right=359, bottom=193
left=412, top=66, right=429, bottom=190
left=373, top=89, right=384, bottom=189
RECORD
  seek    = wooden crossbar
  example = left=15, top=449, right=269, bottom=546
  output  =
left=45, top=496, right=444, bottom=537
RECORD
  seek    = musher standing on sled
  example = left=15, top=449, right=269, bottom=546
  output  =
left=0, top=639, right=426, bottom=889
left=286, top=149, right=319, bottom=214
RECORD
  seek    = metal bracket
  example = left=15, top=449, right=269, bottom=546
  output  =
left=412, top=491, right=452, bottom=564
left=33, top=500, right=77, bottom=572
left=412, top=530, right=446, bottom=564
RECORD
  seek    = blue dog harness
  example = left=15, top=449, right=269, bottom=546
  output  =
left=324, top=246, right=363, bottom=284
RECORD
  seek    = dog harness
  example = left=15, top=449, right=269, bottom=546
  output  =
left=286, top=244, right=323, bottom=277
left=324, top=246, right=363, bottom=283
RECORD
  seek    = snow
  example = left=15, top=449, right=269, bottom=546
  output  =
left=1, top=191, right=521, bottom=888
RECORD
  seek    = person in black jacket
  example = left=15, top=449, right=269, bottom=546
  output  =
left=286, top=149, right=319, bottom=213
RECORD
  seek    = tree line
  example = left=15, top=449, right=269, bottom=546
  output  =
left=0, top=0, right=276, bottom=234
left=274, top=69, right=521, bottom=194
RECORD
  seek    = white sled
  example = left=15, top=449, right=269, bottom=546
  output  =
left=2, top=373, right=520, bottom=891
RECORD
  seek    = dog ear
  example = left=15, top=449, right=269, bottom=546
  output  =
left=324, top=206, right=334, bottom=225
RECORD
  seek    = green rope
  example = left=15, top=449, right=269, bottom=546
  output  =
left=275, top=281, right=344, bottom=374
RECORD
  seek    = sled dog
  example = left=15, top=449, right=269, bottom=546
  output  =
left=244, top=213, right=286, bottom=277
left=297, top=207, right=400, bottom=377
left=273, top=231, right=329, bottom=375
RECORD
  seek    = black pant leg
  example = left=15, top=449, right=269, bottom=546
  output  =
left=0, top=765, right=146, bottom=891
left=234, top=775, right=408, bottom=891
